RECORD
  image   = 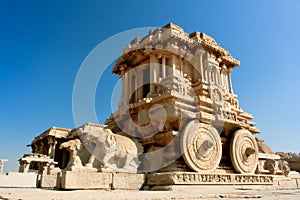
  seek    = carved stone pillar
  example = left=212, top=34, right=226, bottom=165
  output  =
left=220, top=64, right=228, bottom=91
left=23, top=161, right=31, bottom=173
left=180, top=58, right=184, bottom=77
left=171, top=54, right=176, bottom=77
left=199, top=54, right=204, bottom=81
left=217, top=66, right=221, bottom=86
left=155, top=61, right=160, bottom=81
left=40, top=142, right=45, bottom=155
left=150, top=54, right=159, bottom=93
left=162, top=56, right=166, bottom=78
left=18, top=162, right=24, bottom=173
left=228, top=68, right=234, bottom=94
left=124, top=72, right=129, bottom=105
left=0, top=159, right=7, bottom=175
left=214, top=66, right=219, bottom=85
left=132, top=73, right=137, bottom=102
left=205, top=65, right=209, bottom=82
left=128, top=71, right=132, bottom=103
left=150, top=54, right=155, bottom=92
left=47, top=137, right=57, bottom=159
left=137, top=69, right=143, bottom=100
left=121, top=75, right=125, bottom=107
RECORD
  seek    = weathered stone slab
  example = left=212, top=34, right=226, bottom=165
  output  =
left=39, top=174, right=60, bottom=188
left=147, top=172, right=274, bottom=185
left=285, top=179, right=298, bottom=188
left=61, top=171, right=112, bottom=189
left=112, top=173, right=145, bottom=190
left=0, top=172, right=37, bottom=187
left=274, top=176, right=299, bottom=189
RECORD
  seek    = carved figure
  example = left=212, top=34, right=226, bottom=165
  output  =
left=79, top=126, right=138, bottom=173
left=265, top=159, right=277, bottom=174
left=278, top=160, right=290, bottom=177
left=60, top=139, right=83, bottom=170
left=256, top=156, right=290, bottom=176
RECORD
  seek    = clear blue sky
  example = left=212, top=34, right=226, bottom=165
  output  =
left=1, top=0, right=299, bottom=172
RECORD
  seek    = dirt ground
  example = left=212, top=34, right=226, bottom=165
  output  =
left=1, top=187, right=300, bottom=200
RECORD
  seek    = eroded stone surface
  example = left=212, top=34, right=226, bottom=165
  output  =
left=112, top=173, right=145, bottom=190
left=39, top=174, right=59, bottom=188
left=61, top=171, right=112, bottom=190
left=0, top=172, right=37, bottom=187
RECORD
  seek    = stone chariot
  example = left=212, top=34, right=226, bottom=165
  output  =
left=106, top=23, right=288, bottom=177
left=21, top=23, right=292, bottom=190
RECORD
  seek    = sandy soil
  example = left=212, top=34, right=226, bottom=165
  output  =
left=1, top=187, right=300, bottom=200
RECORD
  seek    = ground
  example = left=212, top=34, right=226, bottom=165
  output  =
left=1, top=187, right=300, bottom=200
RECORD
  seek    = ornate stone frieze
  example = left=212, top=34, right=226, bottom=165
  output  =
left=147, top=172, right=274, bottom=185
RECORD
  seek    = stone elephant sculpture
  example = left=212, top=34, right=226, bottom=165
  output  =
left=78, top=125, right=138, bottom=173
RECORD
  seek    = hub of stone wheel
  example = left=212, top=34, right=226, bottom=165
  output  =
left=203, top=140, right=214, bottom=150
left=245, top=147, right=256, bottom=157
left=200, top=140, right=215, bottom=157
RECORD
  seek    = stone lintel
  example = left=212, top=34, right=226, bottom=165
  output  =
left=147, top=172, right=274, bottom=186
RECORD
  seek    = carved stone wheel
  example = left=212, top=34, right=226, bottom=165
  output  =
left=181, top=120, right=222, bottom=172
left=230, top=129, right=258, bottom=174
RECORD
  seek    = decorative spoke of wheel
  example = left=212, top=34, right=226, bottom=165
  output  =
left=230, top=129, right=258, bottom=174
left=181, top=120, right=222, bottom=172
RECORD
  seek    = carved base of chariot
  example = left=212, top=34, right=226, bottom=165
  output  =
left=147, top=172, right=274, bottom=188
